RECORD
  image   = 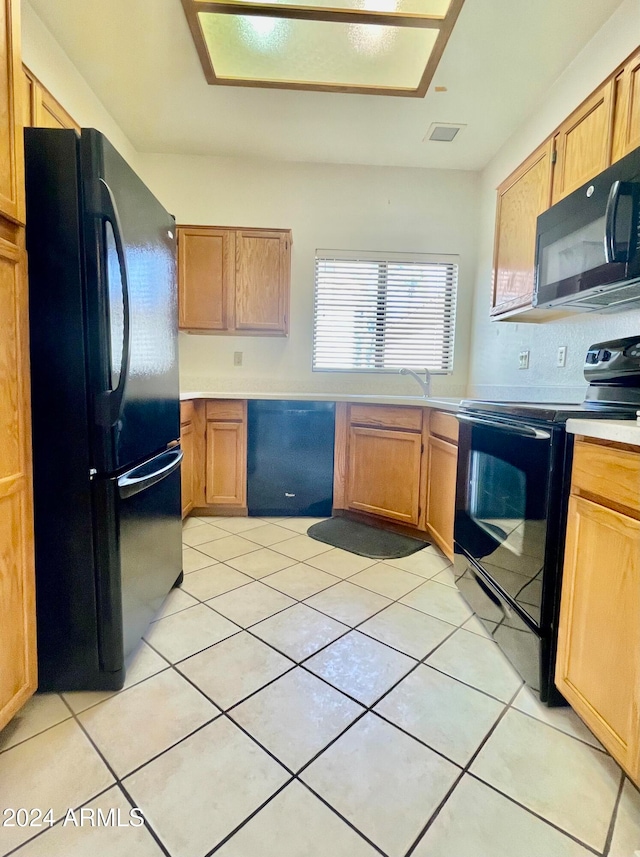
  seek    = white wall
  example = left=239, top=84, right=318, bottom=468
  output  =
left=138, top=154, right=480, bottom=396
left=21, top=0, right=139, bottom=171
left=468, top=0, right=640, bottom=402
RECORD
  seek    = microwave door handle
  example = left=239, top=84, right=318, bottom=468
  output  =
left=604, top=180, right=634, bottom=264
left=456, top=413, right=551, bottom=440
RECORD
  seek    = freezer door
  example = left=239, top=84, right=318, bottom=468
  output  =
left=94, top=448, right=183, bottom=679
left=81, top=129, right=180, bottom=473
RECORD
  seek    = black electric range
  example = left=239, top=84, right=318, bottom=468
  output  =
left=453, top=336, right=640, bottom=705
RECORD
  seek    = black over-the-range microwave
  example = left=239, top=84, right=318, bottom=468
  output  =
left=534, top=145, right=640, bottom=311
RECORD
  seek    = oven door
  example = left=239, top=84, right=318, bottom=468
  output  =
left=454, top=412, right=561, bottom=631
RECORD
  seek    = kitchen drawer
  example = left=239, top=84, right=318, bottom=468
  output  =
left=205, top=399, right=246, bottom=422
left=349, top=404, right=423, bottom=432
left=180, top=400, right=195, bottom=425
left=572, top=439, right=640, bottom=514
left=429, top=410, right=459, bottom=443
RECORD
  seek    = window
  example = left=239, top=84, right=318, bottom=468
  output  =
left=313, top=250, right=458, bottom=372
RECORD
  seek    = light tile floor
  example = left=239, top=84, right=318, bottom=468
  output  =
left=0, top=515, right=638, bottom=857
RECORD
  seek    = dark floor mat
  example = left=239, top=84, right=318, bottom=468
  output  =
left=307, top=517, right=429, bottom=560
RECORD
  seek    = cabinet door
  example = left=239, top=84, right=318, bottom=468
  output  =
left=491, top=139, right=553, bottom=316
left=0, top=226, right=36, bottom=730
left=178, top=227, right=234, bottom=331
left=180, top=420, right=195, bottom=519
left=612, top=49, right=640, bottom=164
left=235, top=230, right=290, bottom=335
left=205, top=420, right=247, bottom=508
left=426, top=436, right=457, bottom=561
left=0, top=0, right=24, bottom=224
left=556, top=495, right=640, bottom=782
left=346, top=427, right=422, bottom=525
left=551, top=81, right=614, bottom=204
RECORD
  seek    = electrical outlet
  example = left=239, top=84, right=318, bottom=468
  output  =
left=518, top=350, right=530, bottom=370
left=233, top=351, right=243, bottom=367
left=557, top=345, right=567, bottom=368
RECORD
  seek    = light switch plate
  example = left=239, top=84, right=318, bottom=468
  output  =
left=233, top=351, right=243, bottom=367
left=518, top=350, right=530, bottom=370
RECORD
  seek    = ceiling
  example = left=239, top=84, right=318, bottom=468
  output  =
left=27, top=0, right=624, bottom=169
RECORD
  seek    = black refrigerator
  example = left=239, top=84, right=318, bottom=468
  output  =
left=25, top=128, right=182, bottom=692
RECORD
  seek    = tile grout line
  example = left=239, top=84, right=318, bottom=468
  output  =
left=403, top=682, right=525, bottom=857
left=115, top=780, right=174, bottom=857
left=601, top=770, right=627, bottom=857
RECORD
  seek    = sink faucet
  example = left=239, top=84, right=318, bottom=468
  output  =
left=399, top=367, right=431, bottom=398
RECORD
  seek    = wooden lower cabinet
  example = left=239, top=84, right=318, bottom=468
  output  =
left=426, top=436, right=457, bottom=560
left=346, top=426, right=422, bottom=526
left=180, top=403, right=195, bottom=519
left=0, top=223, right=36, bottom=730
left=335, top=405, right=460, bottom=544
left=205, top=412, right=247, bottom=511
left=556, top=440, right=640, bottom=784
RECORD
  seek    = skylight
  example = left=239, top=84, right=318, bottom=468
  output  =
left=181, top=0, right=465, bottom=96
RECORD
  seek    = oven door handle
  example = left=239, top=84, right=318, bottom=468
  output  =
left=456, top=413, right=551, bottom=440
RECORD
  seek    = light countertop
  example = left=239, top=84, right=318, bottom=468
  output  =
left=179, top=391, right=462, bottom=411
left=566, top=418, right=640, bottom=447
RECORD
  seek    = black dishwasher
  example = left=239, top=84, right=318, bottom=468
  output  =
left=247, top=400, right=335, bottom=516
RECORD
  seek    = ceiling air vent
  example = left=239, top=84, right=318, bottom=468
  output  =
left=424, top=122, right=466, bottom=142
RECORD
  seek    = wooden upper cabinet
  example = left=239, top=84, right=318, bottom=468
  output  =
left=22, top=66, right=79, bottom=132
left=178, top=225, right=291, bottom=336
left=551, top=81, right=614, bottom=205
left=178, top=227, right=234, bottom=331
left=235, top=230, right=290, bottom=334
left=612, top=48, right=640, bottom=164
left=491, top=139, right=553, bottom=316
left=0, top=0, right=24, bottom=224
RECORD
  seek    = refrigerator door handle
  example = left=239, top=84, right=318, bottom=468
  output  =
left=117, top=449, right=183, bottom=499
left=94, top=178, right=131, bottom=427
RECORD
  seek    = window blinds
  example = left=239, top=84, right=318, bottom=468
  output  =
left=313, top=250, right=458, bottom=372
